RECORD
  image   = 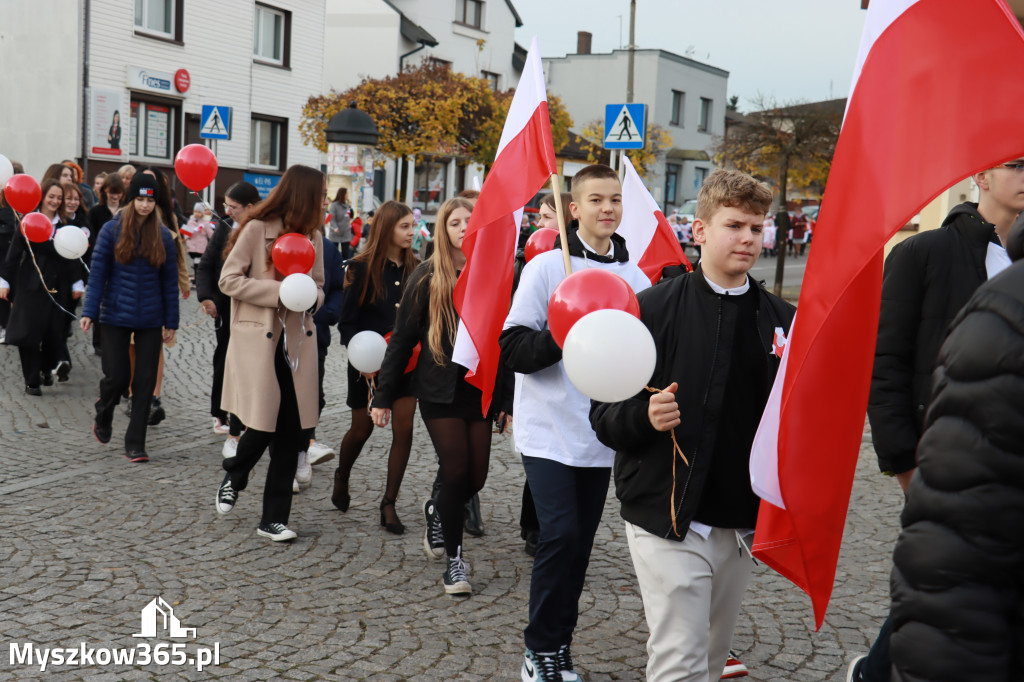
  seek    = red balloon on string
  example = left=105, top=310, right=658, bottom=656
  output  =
left=21, top=212, right=55, bottom=243
left=4, top=174, right=42, bottom=214
left=174, top=144, right=218, bottom=191
left=524, top=228, right=559, bottom=263
left=271, top=233, right=315, bottom=276
left=548, top=269, right=641, bottom=348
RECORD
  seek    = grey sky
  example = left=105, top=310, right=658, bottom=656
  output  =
left=513, top=0, right=868, bottom=110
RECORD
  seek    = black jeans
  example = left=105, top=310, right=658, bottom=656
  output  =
left=95, top=325, right=162, bottom=452
left=222, top=340, right=303, bottom=526
left=210, top=315, right=230, bottom=422
left=861, top=616, right=892, bottom=681
left=521, top=455, right=610, bottom=652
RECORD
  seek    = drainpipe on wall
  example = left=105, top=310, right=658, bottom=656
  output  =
left=399, top=43, right=426, bottom=72
left=80, top=0, right=91, bottom=178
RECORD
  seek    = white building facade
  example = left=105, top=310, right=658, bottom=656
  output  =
left=324, top=0, right=524, bottom=212
left=544, top=47, right=729, bottom=211
left=0, top=0, right=325, bottom=207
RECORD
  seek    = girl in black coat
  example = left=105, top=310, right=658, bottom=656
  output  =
left=371, top=197, right=510, bottom=595
left=333, top=200, right=419, bottom=534
left=1, top=179, right=84, bottom=394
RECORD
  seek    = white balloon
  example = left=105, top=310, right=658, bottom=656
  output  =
left=53, top=226, right=89, bottom=259
left=0, top=154, right=12, bottom=186
left=348, top=330, right=388, bottom=373
left=562, top=309, right=656, bottom=403
left=279, top=272, right=318, bottom=312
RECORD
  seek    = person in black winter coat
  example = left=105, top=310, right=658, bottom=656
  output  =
left=196, top=181, right=260, bottom=445
left=851, top=158, right=1024, bottom=682
left=889, top=217, right=1024, bottom=682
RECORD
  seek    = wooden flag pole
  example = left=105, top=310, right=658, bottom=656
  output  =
left=551, top=173, right=572, bottom=276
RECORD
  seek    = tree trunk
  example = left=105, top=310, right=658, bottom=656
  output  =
left=772, top=155, right=790, bottom=298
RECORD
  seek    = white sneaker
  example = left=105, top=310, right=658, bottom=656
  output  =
left=295, top=451, right=312, bottom=485
left=307, top=441, right=336, bottom=465
left=292, top=479, right=301, bottom=493
left=212, top=418, right=230, bottom=435
left=257, top=522, right=297, bottom=542
left=222, top=437, right=239, bottom=459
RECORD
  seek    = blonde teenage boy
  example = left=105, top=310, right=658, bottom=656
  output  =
left=591, top=169, right=795, bottom=681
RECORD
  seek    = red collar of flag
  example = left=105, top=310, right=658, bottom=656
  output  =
left=749, top=0, right=1024, bottom=629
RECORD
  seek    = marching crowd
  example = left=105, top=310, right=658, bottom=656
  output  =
left=2, top=152, right=1023, bottom=682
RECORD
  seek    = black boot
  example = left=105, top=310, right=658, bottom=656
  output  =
left=464, top=493, right=484, bottom=537
left=148, top=396, right=165, bottom=426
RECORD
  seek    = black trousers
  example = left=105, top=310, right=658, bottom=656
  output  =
left=521, top=455, right=610, bottom=652
left=17, top=315, right=64, bottom=387
left=222, top=340, right=303, bottom=526
left=95, top=325, right=162, bottom=452
left=210, top=316, right=230, bottom=422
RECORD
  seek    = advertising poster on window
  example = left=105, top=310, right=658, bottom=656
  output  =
left=129, top=103, right=139, bottom=156
left=89, top=87, right=127, bottom=159
left=145, top=105, right=170, bottom=159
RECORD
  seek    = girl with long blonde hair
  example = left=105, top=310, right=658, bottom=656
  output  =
left=371, top=197, right=510, bottom=595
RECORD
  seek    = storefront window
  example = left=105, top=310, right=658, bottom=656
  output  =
left=412, top=158, right=449, bottom=214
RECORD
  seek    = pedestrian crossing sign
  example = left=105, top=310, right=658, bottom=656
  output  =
left=604, top=103, right=646, bottom=150
left=200, top=105, right=231, bottom=140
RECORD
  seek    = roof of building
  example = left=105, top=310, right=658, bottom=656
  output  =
left=755, top=98, right=847, bottom=118
left=381, top=0, right=439, bottom=47
left=505, top=0, right=523, bottom=27
left=543, top=47, right=729, bottom=78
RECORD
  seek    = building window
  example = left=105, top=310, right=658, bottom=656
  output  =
left=129, top=99, right=177, bottom=161
left=665, top=163, right=680, bottom=208
left=694, top=166, right=709, bottom=191
left=254, top=4, right=291, bottom=67
left=251, top=115, right=286, bottom=169
left=455, top=0, right=484, bottom=28
left=430, top=57, right=452, bottom=70
left=698, top=97, right=713, bottom=133
left=413, top=158, right=449, bottom=214
left=482, top=71, right=500, bottom=91
left=670, top=90, right=685, bottom=127
left=134, top=0, right=182, bottom=42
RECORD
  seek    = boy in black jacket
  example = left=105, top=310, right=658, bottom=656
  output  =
left=590, top=169, right=794, bottom=681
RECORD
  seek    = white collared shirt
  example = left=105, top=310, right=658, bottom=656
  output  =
left=987, top=241, right=1011, bottom=279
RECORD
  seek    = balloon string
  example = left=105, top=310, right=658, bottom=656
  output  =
left=645, top=385, right=690, bottom=538
left=79, top=257, right=90, bottom=274
left=189, top=190, right=225, bottom=225
left=276, top=306, right=307, bottom=374
left=13, top=212, right=78, bottom=321
left=366, top=375, right=376, bottom=416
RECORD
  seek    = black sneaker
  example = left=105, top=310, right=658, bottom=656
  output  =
left=521, top=648, right=561, bottom=682
left=148, top=397, right=165, bottom=426
left=555, top=644, right=581, bottom=682
left=216, top=474, right=237, bottom=515
left=41, top=372, right=53, bottom=387
left=25, top=385, right=42, bottom=396
left=92, top=422, right=112, bottom=444
left=464, top=493, right=485, bottom=537
left=256, top=522, right=297, bottom=542
left=423, top=499, right=445, bottom=560
left=53, top=360, right=70, bottom=383
left=125, top=451, right=149, bottom=463
left=443, top=547, right=471, bottom=595
left=523, top=529, right=539, bottom=557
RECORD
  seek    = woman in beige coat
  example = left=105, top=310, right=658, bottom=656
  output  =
left=214, top=165, right=326, bottom=542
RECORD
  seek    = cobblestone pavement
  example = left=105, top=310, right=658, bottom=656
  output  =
left=1, top=301, right=903, bottom=680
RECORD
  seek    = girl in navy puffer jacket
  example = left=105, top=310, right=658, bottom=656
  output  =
left=80, top=174, right=178, bottom=463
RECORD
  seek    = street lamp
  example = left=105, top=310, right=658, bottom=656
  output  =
left=326, top=102, right=379, bottom=218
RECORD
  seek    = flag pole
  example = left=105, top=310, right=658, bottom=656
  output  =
left=551, top=173, right=572, bottom=276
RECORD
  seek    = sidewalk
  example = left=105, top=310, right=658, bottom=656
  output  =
left=0, top=302, right=900, bottom=680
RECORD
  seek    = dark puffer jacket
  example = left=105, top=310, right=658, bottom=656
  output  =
left=82, top=218, right=179, bottom=330
left=890, top=259, right=1024, bottom=682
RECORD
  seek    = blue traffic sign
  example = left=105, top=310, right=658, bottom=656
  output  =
left=603, top=103, right=646, bottom=150
left=200, top=105, right=231, bottom=140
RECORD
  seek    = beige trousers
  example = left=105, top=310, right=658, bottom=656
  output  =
left=625, top=522, right=754, bottom=682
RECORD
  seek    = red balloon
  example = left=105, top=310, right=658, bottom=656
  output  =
left=548, top=269, right=641, bottom=348
left=21, top=212, right=54, bottom=243
left=524, top=228, right=559, bottom=263
left=4, top=174, right=42, bottom=214
left=174, top=144, right=218, bottom=191
left=271, top=233, right=315, bottom=276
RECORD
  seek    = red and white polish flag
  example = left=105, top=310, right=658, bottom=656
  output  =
left=452, top=37, right=558, bottom=415
left=618, top=155, right=692, bottom=284
left=749, top=0, right=1024, bottom=629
